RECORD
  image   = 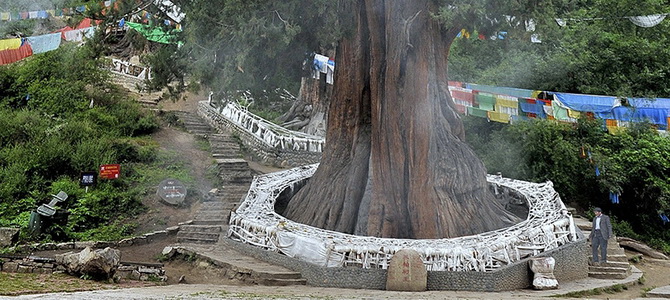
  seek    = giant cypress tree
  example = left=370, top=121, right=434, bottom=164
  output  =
left=179, top=0, right=577, bottom=239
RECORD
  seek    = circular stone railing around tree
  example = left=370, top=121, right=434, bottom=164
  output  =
left=228, top=164, right=580, bottom=272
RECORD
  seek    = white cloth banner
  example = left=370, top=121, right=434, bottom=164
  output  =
left=627, top=14, right=667, bottom=27
left=277, top=230, right=329, bottom=267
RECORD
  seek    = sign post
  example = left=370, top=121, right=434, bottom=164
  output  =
left=80, top=171, right=97, bottom=192
left=99, top=164, right=121, bottom=180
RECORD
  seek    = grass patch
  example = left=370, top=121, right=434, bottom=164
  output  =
left=0, top=272, right=110, bottom=296
left=132, top=150, right=196, bottom=188
left=194, top=136, right=211, bottom=152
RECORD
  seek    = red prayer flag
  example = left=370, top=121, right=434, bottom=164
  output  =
left=0, top=43, right=33, bottom=65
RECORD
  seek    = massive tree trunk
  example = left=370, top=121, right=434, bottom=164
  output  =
left=283, top=0, right=518, bottom=239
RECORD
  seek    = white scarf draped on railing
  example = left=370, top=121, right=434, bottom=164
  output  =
left=201, top=101, right=325, bottom=153
left=229, top=164, right=579, bottom=271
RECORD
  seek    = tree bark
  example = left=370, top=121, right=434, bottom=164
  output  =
left=283, top=0, right=518, bottom=239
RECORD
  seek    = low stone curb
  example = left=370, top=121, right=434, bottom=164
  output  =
left=2, top=223, right=186, bottom=253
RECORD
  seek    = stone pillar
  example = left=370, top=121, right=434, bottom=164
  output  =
left=529, top=257, right=559, bottom=290
left=386, top=249, right=427, bottom=291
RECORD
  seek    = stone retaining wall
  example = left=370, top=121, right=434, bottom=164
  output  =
left=198, top=102, right=322, bottom=167
left=222, top=234, right=588, bottom=292
left=2, top=226, right=179, bottom=254
left=0, top=256, right=58, bottom=274
left=0, top=256, right=167, bottom=282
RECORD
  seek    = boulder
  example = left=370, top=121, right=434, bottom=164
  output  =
left=386, top=249, right=427, bottom=292
left=0, top=227, right=19, bottom=247
left=55, top=247, right=121, bottom=279
left=529, top=257, right=559, bottom=290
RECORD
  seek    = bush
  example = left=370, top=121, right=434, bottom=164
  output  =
left=0, top=42, right=160, bottom=242
left=464, top=116, right=670, bottom=251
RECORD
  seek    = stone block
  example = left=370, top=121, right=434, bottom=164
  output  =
left=19, top=261, right=34, bottom=267
left=39, top=243, right=57, bottom=250
left=166, top=226, right=180, bottom=235
left=118, top=265, right=136, bottom=271
left=57, top=242, right=74, bottom=249
left=0, top=227, right=19, bottom=247
left=143, top=233, right=156, bottom=243
left=94, top=241, right=115, bottom=248
left=386, top=249, right=427, bottom=292
left=3, top=262, right=19, bottom=272
left=43, top=263, right=54, bottom=269
left=138, top=267, right=161, bottom=275
left=152, top=230, right=168, bottom=238
left=132, top=236, right=148, bottom=245
left=129, top=270, right=141, bottom=280
left=116, top=270, right=132, bottom=279
left=118, top=238, right=134, bottom=247
left=17, top=265, right=32, bottom=273
left=74, top=241, right=95, bottom=249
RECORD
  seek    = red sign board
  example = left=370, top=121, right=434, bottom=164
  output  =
left=99, top=164, right=121, bottom=180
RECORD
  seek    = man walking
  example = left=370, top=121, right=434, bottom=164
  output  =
left=589, top=207, right=613, bottom=264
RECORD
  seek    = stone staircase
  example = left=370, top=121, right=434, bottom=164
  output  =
left=574, top=216, right=632, bottom=279
left=172, top=244, right=307, bottom=286
left=167, top=110, right=306, bottom=286
left=173, top=111, right=254, bottom=244
left=173, top=111, right=214, bottom=137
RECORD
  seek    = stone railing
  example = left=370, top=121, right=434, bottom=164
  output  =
left=199, top=101, right=322, bottom=166
left=228, top=164, right=579, bottom=272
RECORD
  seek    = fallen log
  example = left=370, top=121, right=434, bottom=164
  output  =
left=617, top=237, right=669, bottom=260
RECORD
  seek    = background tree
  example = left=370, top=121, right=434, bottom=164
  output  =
left=448, top=0, right=670, bottom=97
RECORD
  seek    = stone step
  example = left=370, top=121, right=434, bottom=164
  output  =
left=193, top=215, right=230, bottom=225
left=210, top=145, right=240, bottom=151
left=175, top=227, right=221, bottom=243
left=217, top=161, right=250, bottom=169
left=181, top=120, right=209, bottom=126
left=172, top=245, right=306, bottom=287
left=589, top=254, right=628, bottom=262
left=209, top=133, right=236, bottom=140
left=176, top=234, right=219, bottom=244
left=588, top=271, right=630, bottom=280
left=589, top=261, right=630, bottom=268
left=178, top=225, right=222, bottom=233
left=199, top=202, right=235, bottom=210
left=588, top=266, right=630, bottom=273
left=646, top=286, right=670, bottom=298
left=212, top=153, right=241, bottom=159
left=220, top=176, right=253, bottom=184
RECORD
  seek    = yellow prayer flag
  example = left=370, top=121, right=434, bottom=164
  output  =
left=488, top=111, right=510, bottom=123
left=607, top=126, right=623, bottom=135
left=1, top=12, right=10, bottom=21
left=531, top=90, right=542, bottom=99
left=0, top=38, right=22, bottom=51
left=568, top=109, right=580, bottom=119
left=494, top=95, right=518, bottom=108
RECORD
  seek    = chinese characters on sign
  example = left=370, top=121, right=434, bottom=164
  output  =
left=80, top=172, right=97, bottom=186
left=157, top=178, right=187, bottom=205
left=99, top=164, right=121, bottom=180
